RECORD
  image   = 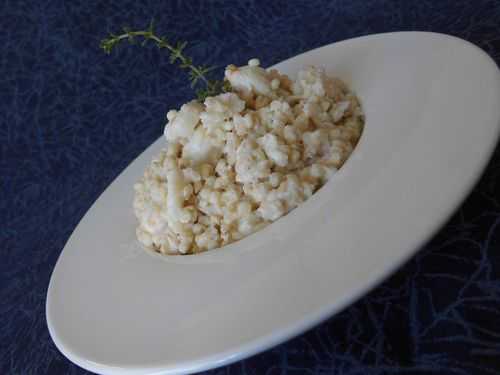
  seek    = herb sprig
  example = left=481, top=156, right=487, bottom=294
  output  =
left=100, top=21, right=230, bottom=100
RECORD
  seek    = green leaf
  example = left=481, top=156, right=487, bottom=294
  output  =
left=148, top=19, right=155, bottom=33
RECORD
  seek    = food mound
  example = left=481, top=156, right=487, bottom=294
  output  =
left=133, top=59, right=364, bottom=255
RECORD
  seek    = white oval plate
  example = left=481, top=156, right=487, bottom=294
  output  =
left=47, top=32, right=500, bottom=375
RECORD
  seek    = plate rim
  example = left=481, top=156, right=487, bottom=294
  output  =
left=46, top=30, right=500, bottom=375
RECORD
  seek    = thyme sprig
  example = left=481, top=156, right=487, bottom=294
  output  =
left=100, top=21, right=230, bottom=100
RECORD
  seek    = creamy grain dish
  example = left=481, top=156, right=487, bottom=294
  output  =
left=133, top=59, right=364, bottom=255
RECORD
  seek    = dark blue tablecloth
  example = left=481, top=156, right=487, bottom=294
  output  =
left=2, top=1, right=500, bottom=374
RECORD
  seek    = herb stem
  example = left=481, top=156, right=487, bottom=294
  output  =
left=122, top=31, right=209, bottom=85
left=100, top=22, right=229, bottom=100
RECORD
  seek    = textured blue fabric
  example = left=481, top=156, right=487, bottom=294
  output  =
left=2, top=0, right=500, bottom=374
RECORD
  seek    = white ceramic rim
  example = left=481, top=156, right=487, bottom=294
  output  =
left=46, top=31, right=500, bottom=375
